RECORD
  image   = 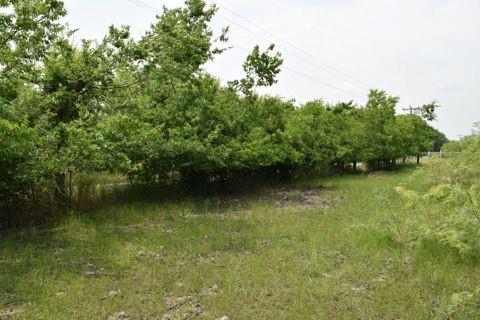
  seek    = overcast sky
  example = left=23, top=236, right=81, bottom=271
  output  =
left=63, top=0, right=480, bottom=139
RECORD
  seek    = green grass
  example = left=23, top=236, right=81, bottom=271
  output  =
left=1, top=164, right=479, bottom=319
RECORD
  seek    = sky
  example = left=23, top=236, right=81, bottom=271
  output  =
left=62, top=0, right=480, bottom=139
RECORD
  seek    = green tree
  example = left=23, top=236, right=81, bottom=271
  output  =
left=229, top=44, right=283, bottom=96
left=361, top=90, right=399, bottom=167
left=0, top=0, right=67, bottom=216
left=287, top=100, right=337, bottom=169
left=326, top=101, right=366, bottom=170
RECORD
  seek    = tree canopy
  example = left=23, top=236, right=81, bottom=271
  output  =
left=0, top=0, right=445, bottom=223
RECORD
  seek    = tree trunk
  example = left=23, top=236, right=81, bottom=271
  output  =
left=55, top=124, right=69, bottom=202
left=68, top=170, right=73, bottom=208
left=416, top=153, right=420, bottom=164
left=55, top=172, right=67, bottom=202
left=353, top=161, right=357, bottom=172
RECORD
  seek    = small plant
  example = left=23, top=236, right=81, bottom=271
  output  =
left=437, top=288, right=480, bottom=319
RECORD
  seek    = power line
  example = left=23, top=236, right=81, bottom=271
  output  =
left=283, top=65, right=361, bottom=98
left=214, top=2, right=370, bottom=91
left=126, top=0, right=157, bottom=12
left=124, top=0, right=361, bottom=98
left=212, top=14, right=366, bottom=92
left=232, top=44, right=360, bottom=98
left=131, top=0, right=369, bottom=92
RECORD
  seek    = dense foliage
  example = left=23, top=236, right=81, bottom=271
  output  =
left=394, top=125, right=480, bottom=318
left=0, top=0, right=444, bottom=224
left=397, top=127, right=480, bottom=258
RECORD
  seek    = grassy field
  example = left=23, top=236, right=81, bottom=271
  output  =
left=1, top=163, right=478, bottom=319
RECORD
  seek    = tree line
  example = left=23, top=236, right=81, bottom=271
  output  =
left=0, top=0, right=447, bottom=222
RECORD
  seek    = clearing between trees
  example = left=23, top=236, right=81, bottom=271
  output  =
left=1, top=162, right=478, bottom=319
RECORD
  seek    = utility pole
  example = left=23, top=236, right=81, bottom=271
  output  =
left=402, top=106, right=422, bottom=115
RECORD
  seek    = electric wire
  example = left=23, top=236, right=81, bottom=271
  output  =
left=125, top=0, right=362, bottom=98
left=213, top=1, right=370, bottom=90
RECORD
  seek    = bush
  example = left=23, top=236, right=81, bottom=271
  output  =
left=396, top=129, right=480, bottom=257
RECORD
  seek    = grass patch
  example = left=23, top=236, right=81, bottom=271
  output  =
left=1, top=164, right=478, bottom=319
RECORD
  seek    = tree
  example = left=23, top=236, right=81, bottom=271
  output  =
left=287, top=100, right=337, bottom=169
left=326, top=101, right=366, bottom=170
left=420, top=101, right=439, bottom=121
left=396, top=114, right=434, bottom=163
left=38, top=39, right=120, bottom=197
left=228, top=44, right=283, bottom=96
left=428, top=126, right=448, bottom=152
left=0, top=0, right=67, bottom=216
left=361, top=90, right=399, bottom=167
left=0, top=0, right=66, bottom=102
